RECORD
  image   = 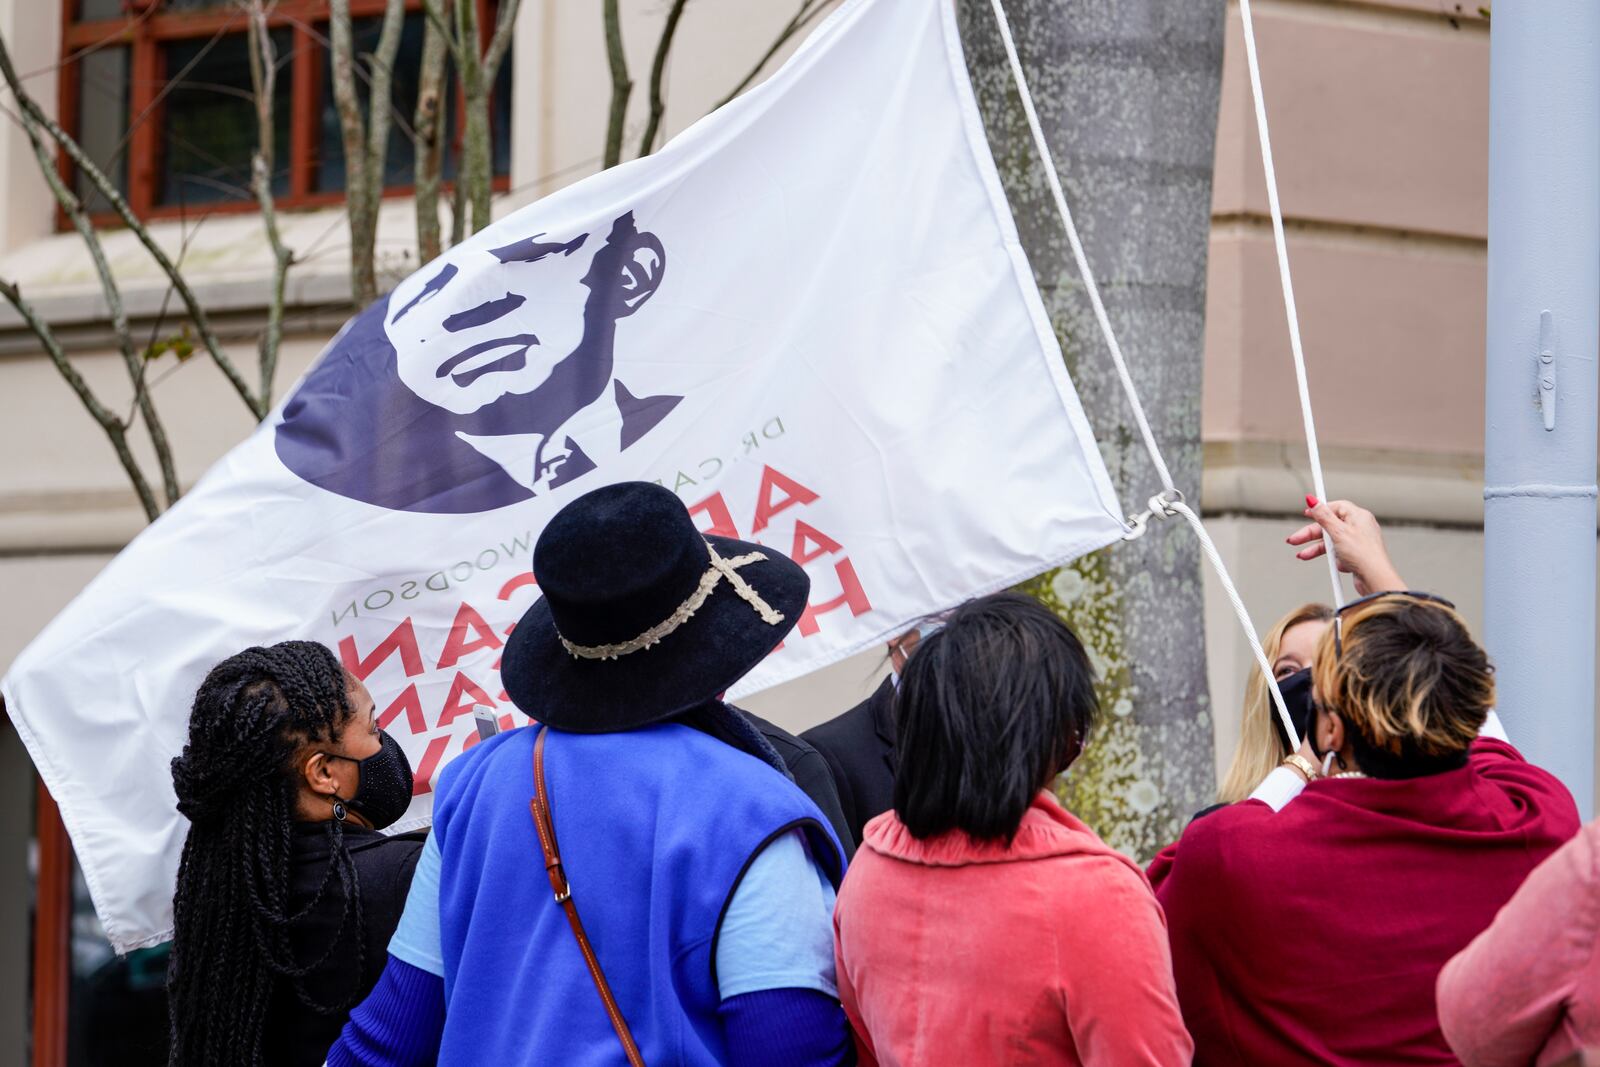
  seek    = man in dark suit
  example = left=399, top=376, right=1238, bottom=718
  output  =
left=801, top=626, right=935, bottom=848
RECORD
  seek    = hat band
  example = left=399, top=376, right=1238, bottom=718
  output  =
left=558, top=543, right=786, bottom=661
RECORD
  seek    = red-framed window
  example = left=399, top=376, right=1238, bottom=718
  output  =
left=57, top=0, right=512, bottom=224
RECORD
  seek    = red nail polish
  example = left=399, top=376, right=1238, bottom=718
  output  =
left=1306, top=494, right=1319, bottom=508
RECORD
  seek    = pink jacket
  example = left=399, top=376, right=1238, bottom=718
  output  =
left=1438, top=816, right=1600, bottom=1067
left=833, top=792, right=1193, bottom=1067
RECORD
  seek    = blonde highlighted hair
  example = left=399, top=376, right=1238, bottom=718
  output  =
left=1312, top=596, right=1492, bottom=773
left=1217, top=603, right=1333, bottom=803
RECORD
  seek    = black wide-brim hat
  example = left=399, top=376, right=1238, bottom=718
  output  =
left=501, top=481, right=810, bottom=732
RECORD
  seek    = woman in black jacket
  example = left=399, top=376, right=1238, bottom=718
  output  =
left=166, top=640, right=423, bottom=1067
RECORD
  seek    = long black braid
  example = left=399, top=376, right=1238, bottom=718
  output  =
left=167, top=640, right=369, bottom=1067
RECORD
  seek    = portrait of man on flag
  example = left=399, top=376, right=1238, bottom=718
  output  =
left=274, top=210, right=683, bottom=514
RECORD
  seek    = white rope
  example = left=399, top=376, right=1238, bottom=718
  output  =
left=986, top=0, right=1298, bottom=748
left=1167, top=500, right=1293, bottom=744
left=1236, top=0, right=1344, bottom=610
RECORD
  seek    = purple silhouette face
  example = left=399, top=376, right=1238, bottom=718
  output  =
left=386, top=230, right=601, bottom=415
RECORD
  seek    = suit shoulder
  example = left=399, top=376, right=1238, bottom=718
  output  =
left=743, top=711, right=815, bottom=765
left=801, top=698, right=877, bottom=752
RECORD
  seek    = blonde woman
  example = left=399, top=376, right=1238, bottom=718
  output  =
left=1215, top=603, right=1332, bottom=803
left=1217, top=496, right=1411, bottom=804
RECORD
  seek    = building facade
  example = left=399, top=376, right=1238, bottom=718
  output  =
left=1, top=0, right=1578, bottom=1061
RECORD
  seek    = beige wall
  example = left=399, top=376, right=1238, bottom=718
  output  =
left=1206, top=0, right=1489, bottom=464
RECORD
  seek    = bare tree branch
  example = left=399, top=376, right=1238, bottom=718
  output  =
left=482, top=0, right=521, bottom=84
left=330, top=0, right=372, bottom=305
left=454, top=0, right=490, bottom=234
left=602, top=0, right=631, bottom=169
left=4, top=40, right=180, bottom=504
left=713, top=0, right=831, bottom=111
left=422, top=0, right=466, bottom=63
left=413, top=2, right=449, bottom=263
left=0, top=31, right=264, bottom=420
left=638, top=0, right=689, bottom=158
left=419, top=0, right=467, bottom=247
left=422, top=0, right=519, bottom=237
left=0, top=279, right=160, bottom=521
left=245, top=0, right=295, bottom=407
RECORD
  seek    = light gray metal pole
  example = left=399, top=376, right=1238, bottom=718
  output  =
left=1484, top=0, right=1599, bottom=817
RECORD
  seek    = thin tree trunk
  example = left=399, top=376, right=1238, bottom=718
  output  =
left=413, top=5, right=449, bottom=262
left=455, top=0, right=490, bottom=233
left=329, top=0, right=374, bottom=305
left=638, top=0, right=689, bottom=157
left=602, top=0, right=631, bottom=169
left=959, top=0, right=1226, bottom=858
left=421, top=0, right=519, bottom=238
left=246, top=0, right=295, bottom=409
left=362, top=0, right=406, bottom=286
left=472, top=0, right=519, bottom=229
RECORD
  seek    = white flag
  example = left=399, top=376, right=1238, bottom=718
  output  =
left=3, top=0, right=1124, bottom=952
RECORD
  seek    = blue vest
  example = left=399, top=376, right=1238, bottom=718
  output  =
left=432, top=723, right=844, bottom=1066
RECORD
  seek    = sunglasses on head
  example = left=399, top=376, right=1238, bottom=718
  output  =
left=1333, top=590, right=1456, bottom=657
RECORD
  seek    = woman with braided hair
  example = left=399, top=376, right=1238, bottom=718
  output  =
left=167, top=640, right=423, bottom=1067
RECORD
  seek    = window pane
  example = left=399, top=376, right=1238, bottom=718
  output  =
left=74, top=0, right=128, bottom=20
left=317, top=13, right=429, bottom=193
left=73, top=45, right=130, bottom=214
left=318, top=13, right=515, bottom=194
left=158, top=30, right=292, bottom=207
left=68, top=862, right=170, bottom=1066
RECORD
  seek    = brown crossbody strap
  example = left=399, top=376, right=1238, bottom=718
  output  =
left=529, top=726, right=646, bottom=1067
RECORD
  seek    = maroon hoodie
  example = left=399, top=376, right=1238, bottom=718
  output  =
left=1149, top=739, right=1579, bottom=1066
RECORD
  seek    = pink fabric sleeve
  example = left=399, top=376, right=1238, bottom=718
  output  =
left=1054, top=859, right=1194, bottom=1067
left=833, top=903, right=880, bottom=1067
left=1437, top=819, right=1600, bottom=1067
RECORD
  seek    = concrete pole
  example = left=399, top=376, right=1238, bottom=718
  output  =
left=1484, top=1, right=1599, bottom=817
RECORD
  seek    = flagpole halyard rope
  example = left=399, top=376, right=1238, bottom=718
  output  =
left=1236, top=0, right=1345, bottom=610
left=984, top=0, right=1299, bottom=749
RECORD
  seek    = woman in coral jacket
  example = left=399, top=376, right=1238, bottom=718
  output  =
left=832, top=592, right=1193, bottom=1067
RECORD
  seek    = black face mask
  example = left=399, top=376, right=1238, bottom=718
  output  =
left=1270, top=667, right=1316, bottom=752
left=323, top=729, right=414, bottom=830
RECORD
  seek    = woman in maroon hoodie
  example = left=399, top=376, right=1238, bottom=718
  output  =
left=1150, top=571, right=1579, bottom=1064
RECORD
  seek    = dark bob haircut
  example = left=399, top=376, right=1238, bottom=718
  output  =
left=892, top=592, right=1098, bottom=843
